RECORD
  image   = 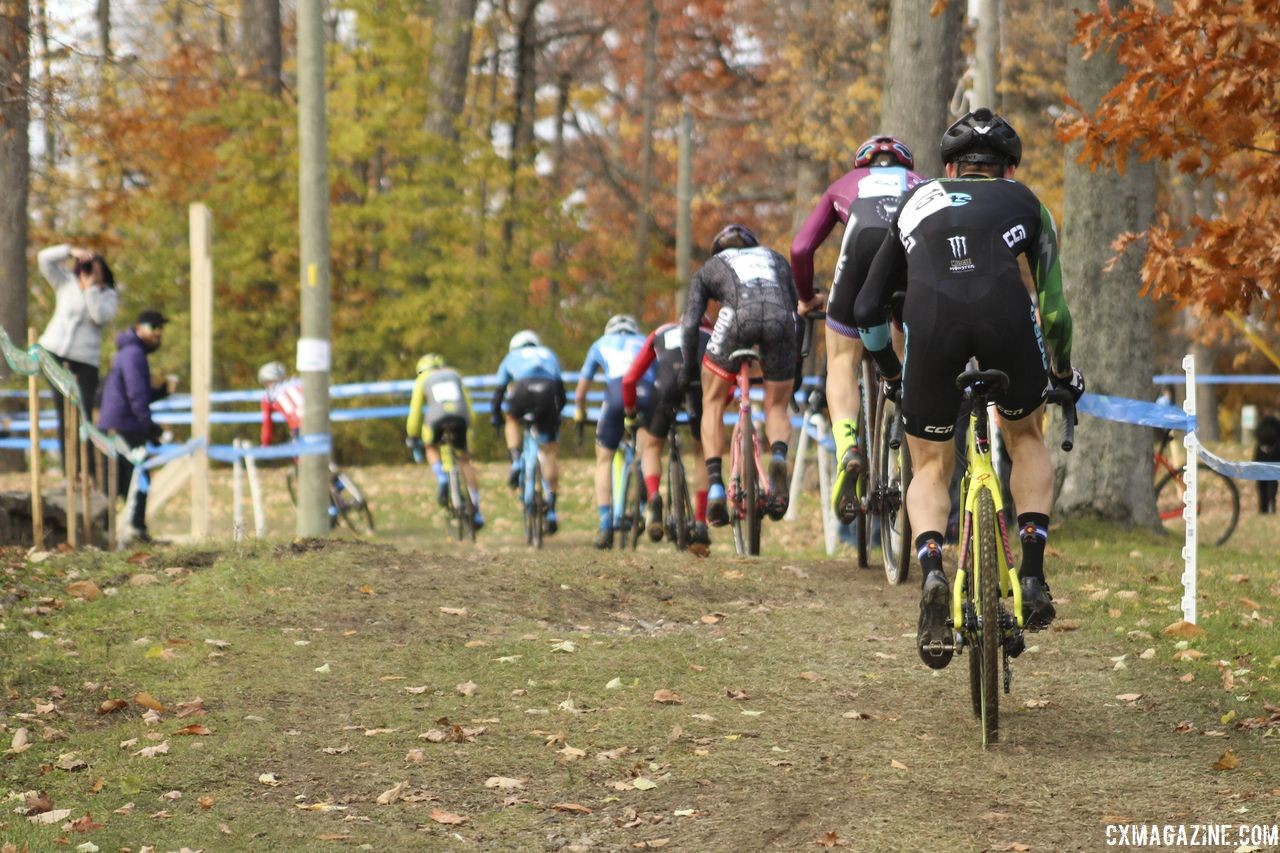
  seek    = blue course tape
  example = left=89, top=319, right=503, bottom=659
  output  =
left=1076, top=393, right=1189, bottom=431
left=1198, top=447, right=1280, bottom=481
left=0, top=437, right=60, bottom=451
left=1153, top=374, right=1280, bottom=385
left=207, top=434, right=332, bottom=463
left=139, top=437, right=207, bottom=471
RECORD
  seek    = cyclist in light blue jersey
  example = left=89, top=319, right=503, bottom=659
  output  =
left=574, top=314, right=655, bottom=549
left=491, top=330, right=567, bottom=533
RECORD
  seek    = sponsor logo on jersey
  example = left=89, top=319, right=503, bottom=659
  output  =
left=898, top=182, right=951, bottom=238
left=947, top=192, right=972, bottom=206
left=947, top=234, right=975, bottom=273
left=924, top=423, right=955, bottom=435
left=875, top=197, right=901, bottom=222
left=1002, top=224, right=1028, bottom=248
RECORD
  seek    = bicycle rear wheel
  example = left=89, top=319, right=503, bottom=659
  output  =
left=878, top=403, right=911, bottom=584
left=741, top=420, right=761, bottom=555
left=669, top=454, right=692, bottom=551
left=619, top=462, right=644, bottom=551
left=855, top=360, right=874, bottom=568
left=527, top=457, right=545, bottom=549
left=1156, top=467, right=1240, bottom=547
left=338, top=472, right=375, bottom=535
left=976, top=488, right=1000, bottom=747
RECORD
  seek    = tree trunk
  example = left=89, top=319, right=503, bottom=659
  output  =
left=881, top=0, right=963, bottom=178
left=239, top=0, right=282, bottom=94
left=548, top=72, right=570, bottom=318
left=500, top=0, right=541, bottom=269
left=424, top=0, right=478, bottom=142
left=34, top=0, right=54, bottom=233
left=631, top=0, right=658, bottom=317
left=1055, top=0, right=1157, bottom=525
left=0, top=0, right=30, bottom=342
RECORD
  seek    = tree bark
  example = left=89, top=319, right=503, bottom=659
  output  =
left=424, top=0, right=479, bottom=142
left=34, top=0, right=54, bottom=233
left=239, top=0, right=282, bottom=94
left=881, top=0, right=963, bottom=178
left=500, top=0, right=542, bottom=269
left=631, top=0, right=658, bottom=317
left=0, top=0, right=30, bottom=342
left=1055, top=0, right=1157, bottom=525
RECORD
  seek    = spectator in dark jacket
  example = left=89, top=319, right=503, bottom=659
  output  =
left=98, top=310, right=170, bottom=543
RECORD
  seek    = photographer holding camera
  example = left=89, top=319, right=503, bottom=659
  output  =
left=36, top=243, right=119, bottom=469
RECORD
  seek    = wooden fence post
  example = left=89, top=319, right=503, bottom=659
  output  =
left=27, top=328, right=43, bottom=550
left=190, top=203, right=213, bottom=539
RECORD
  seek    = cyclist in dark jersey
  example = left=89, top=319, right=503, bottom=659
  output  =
left=791, top=136, right=924, bottom=523
left=679, top=224, right=823, bottom=525
left=623, top=317, right=714, bottom=546
left=854, top=108, right=1085, bottom=669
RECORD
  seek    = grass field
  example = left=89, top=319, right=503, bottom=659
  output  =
left=1, top=457, right=1278, bottom=851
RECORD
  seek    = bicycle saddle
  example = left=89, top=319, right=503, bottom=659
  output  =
left=955, top=368, right=1010, bottom=394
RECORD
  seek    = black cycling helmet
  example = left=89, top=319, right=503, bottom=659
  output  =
left=940, top=108, right=1022, bottom=168
left=710, top=224, right=759, bottom=255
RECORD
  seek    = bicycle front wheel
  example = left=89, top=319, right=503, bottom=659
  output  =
left=669, top=455, right=692, bottom=551
left=878, top=404, right=911, bottom=585
left=1156, top=467, right=1240, bottom=547
left=855, top=360, right=874, bottom=569
left=338, top=473, right=375, bottom=535
left=530, top=458, right=545, bottom=549
left=975, top=488, right=1000, bottom=747
left=741, top=420, right=761, bottom=555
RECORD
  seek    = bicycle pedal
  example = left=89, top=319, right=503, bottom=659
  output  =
left=919, top=638, right=955, bottom=658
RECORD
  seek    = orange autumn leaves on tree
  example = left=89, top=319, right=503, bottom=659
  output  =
left=1058, top=0, right=1280, bottom=315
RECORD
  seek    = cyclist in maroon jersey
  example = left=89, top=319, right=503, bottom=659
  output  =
left=790, top=136, right=924, bottom=524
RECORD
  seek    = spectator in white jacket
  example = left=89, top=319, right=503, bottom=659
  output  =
left=37, top=244, right=119, bottom=469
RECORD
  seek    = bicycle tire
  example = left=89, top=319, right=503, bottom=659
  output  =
left=669, top=453, right=692, bottom=551
left=1155, top=468, right=1240, bottom=547
left=338, top=473, right=375, bottom=535
left=977, top=487, right=1001, bottom=747
left=620, top=461, right=644, bottom=551
left=878, top=403, right=911, bottom=585
left=286, top=468, right=298, bottom=506
left=741, top=418, right=761, bottom=555
left=855, top=360, right=874, bottom=568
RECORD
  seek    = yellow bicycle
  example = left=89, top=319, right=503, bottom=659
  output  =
left=945, top=368, right=1074, bottom=747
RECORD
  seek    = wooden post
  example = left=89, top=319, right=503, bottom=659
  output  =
left=189, top=203, right=213, bottom=539
left=106, top=449, right=117, bottom=550
left=79, top=428, right=91, bottom=545
left=64, top=396, right=78, bottom=547
left=27, top=328, right=44, bottom=550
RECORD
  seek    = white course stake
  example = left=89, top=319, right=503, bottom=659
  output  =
left=1180, top=354, right=1198, bottom=624
left=242, top=440, right=266, bottom=538
left=785, top=413, right=811, bottom=523
left=232, top=442, right=245, bottom=542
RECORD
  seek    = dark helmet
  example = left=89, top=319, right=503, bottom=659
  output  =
left=940, top=108, right=1022, bottom=167
left=710, top=224, right=759, bottom=255
left=854, top=135, right=914, bottom=169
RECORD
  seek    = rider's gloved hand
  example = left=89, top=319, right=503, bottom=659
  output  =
left=623, top=408, right=638, bottom=440
left=1052, top=367, right=1086, bottom=404
left=406, top=436, right=425, bottom=463
left=881, top=375, right=903, bottom=403
left=574, top=406, right=587, bottom=426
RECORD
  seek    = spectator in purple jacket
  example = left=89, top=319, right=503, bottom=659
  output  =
left=98, top=310, right=171, bottom=543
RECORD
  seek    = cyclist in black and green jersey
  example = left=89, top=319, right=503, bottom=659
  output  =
left=854, top=108, right=1085, bottom=669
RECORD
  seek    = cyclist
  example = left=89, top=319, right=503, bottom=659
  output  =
left=791, top=135, right=925, bottom=523
left=623, top=315, right=714, bottom=547
left=406, top=353, right=483, bottom=530
left=679, top=224, right=822, bottom=526
left=853, top=108, right=1085, bottom=668
left=258, top=360, right=304, bottom=446
left=491, top=330, right=567, bottom=533
left=574, top=314, right=653, bottom=549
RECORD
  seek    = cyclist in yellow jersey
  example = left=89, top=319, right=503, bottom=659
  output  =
left=407, top=353, right=484, bottom=529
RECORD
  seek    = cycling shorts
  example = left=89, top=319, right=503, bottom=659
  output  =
left=645, top=377, right=702, bottom=440
left=901, top=285, right=1048, bottom=441
left=598, top=381, right=653, bottom=451
left=825, top=225, right=888, bottom=339
left=507, top=378, right=563, bottom=442
left=704, top=298, right=799, bottom=383
left=426, top=415, right=469, bottom=452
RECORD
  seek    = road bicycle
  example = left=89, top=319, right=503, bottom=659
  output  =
left=287, top=460, right=375, bottom=535
left=1154, top=429, right=1239, bottom=546
left=939, top=368, right=1074, bottom=748
left=516, top=413, right=551, bottom=548
left=611, top=422, right=645, bottom=550
left=437, top=424, right=477, bottom=543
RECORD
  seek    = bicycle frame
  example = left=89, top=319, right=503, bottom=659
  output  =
left=520, top=418, right=543, bottom=510
left=610, top=431, right=638, bottom=532
left=952, top=402, right=1022, bottom=633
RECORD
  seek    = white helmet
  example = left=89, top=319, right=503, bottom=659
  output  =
left=604, top=314, right=639, bottom=336
left=258, top=361, right=286, bottom=385
left=508, top=330, right=542, bottom=352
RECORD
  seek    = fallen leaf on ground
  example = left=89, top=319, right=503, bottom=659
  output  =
left=842, top=711, right=870, bottom=720
left=1179, top=673, right=1195, bottom=683
left=133, top=692, right=166, bottom=713
left=1051, top=619, right=1081, bottom=632
left=1173, top=649, right=1206, bottom=661
left=1211, top=750, right=1240, bottom=771
left=550, top=641, right=577, bottom=653
left=322, top=745, right=352, bottom=755
left=814, top=830, right=845, bottom=847
left=134, top=741, right=169, bottom=758
left=258, top=773, right=283, bottom=786
left=634, top=840, right=670, bottom=849
left=358, top=585, right=376, bottom=596
left=27, top=808, right=72, bottom=824
left=457, top=681, right=478, bottom=697
left=174, top=698, right=207, bottom=717
left=66, top=581, right=103, bottom=601
left=113, top=802, right=135, bottom=815
left=376, top=780, right=410, bottom=805
left=1162, top=620, right=1207, bottom=639
left=1116, top=693, right=1143, bottom=703
left=316, top=833, right=351, bottom=842
left=725, top=689, right=750, bottom=701
left=24, top=791, right=53, bottom=814
left=428, top=808, right=468, bottom=825
left=174, top=725, right=212, bottom=736
left=405, top=749, right=425, bottom=763
left=596, top=746, right=630, bottom=761
left=652, top=689, right=682, bottom=705
left=484, top=776, right=524, bottom=790
left=551, top=802, right=592, bottom=814
left=439, top=607, right=467, bottom=616
left=700, top=614, right=720, bottom=624
left=297, top=802, right=346, bottom=812
left=404, top=686, right=428, bottom=695
left=890, top=759, right=908, bottom=771
left=96, top=699, right=128, bottom=715
left=1024, top=699, right=1050, bottom=709
left=798, top=671, right=824, bottom=682
left=558, top=745, right=587, bottom=762
left=55, top=753, right=87, bottom=771
left=632, top=778, right=657, bottom=790
left=198, top=795, right=215, bottom=809
left=363, top=728, right=396, bottom=736
left=997, top=844, right=1032, bottom=852
left=160, top=791, right=182, bottom=801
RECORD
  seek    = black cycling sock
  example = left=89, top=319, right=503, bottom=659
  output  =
left=915, top=531, right=945, bottom=586
left=770, top=440, right=787, bottom=460
left=508, top=447, right=520, bottom=465
left=705, top=456, right=722, bottom=484
left=547, top=491, right=557, bottom=511
left=1017, top=512, right=1050, bottom=581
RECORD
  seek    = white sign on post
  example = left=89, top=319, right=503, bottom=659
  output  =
left=296, top=338, right=331, bottom=373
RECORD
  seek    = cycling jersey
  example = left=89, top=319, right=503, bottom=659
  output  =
left=494, top=345, right=566, bottom=442
left=854, top=176, right=1074, bottom=439
left=581, top=332, right=651, bottom=385
left=625, top=320, right=711, bottom=439
left=261, top=377, right=304, bottom=445
left=407, top=367, right=473, bottom=445
left=682, top=245, right=800, bottom=383
left=497, top=345, right=562, bottom=384
left=791, top=165, right=925, bottom=310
